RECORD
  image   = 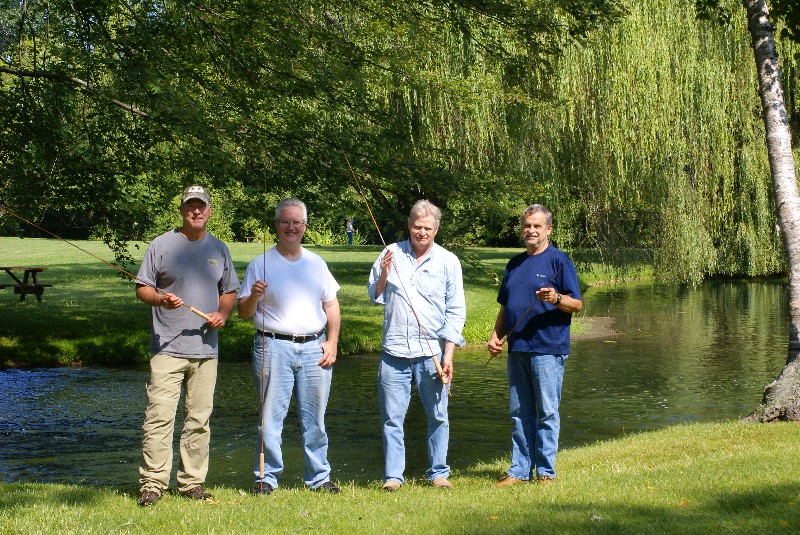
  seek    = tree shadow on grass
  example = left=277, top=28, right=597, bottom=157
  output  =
left=0, top=483, right=103, bottom=508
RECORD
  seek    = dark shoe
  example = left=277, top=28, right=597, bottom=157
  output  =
left=253, top=481, right=274, bottom=496
left=537, top=476, right=556, bottom=485
left=137, top=489, right=161, bottom=507
left=315, top=481, right=340, bottom=494
left=495, top=475, right=526, bottom=488
left=180, top=486, right=213, bottom=500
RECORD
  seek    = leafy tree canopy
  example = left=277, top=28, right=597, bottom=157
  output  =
left=0, top=0, right=624, bottom=256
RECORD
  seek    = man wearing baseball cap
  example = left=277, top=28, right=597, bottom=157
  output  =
left=135, top=185, right=240, bottom=506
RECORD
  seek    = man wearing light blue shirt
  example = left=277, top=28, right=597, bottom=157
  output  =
left=368, top=199, right=466, bottom=491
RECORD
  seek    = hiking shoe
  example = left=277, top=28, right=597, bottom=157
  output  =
left=180, top=486, right=213, bottom=500
left=253, top=482, right=274, bottom=496
left=537, top=476, right=556, bottom=485
left=315, top=481, right=341, bottom=494
left=495, top=475, right=526, bottom=488
left=382, top=480, right=402, bottom=492
left=431, top=477, right=453, bottom=489
left=137, top=489, right=161, bottom=507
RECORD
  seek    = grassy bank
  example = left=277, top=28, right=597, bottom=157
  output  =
left=1, top=421, right=798, bottom=534
left=0, top=237, right=649, bottom=368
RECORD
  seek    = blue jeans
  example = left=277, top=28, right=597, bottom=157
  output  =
left=251, top=335, right=332, bottom=489
left=378, top=351, right=449, bottom=483
left=506, top=352, right=566, bottom=480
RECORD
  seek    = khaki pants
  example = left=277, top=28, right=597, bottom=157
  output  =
left=139, top=354, right=218, bottom=493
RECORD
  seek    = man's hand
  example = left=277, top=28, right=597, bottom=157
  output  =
left=535, top=286, right=558, bottom=304
left=238, top=280, right=267, bottom=319
left=441, top=351, right=454, bottom=383
left=319, top=339, right=337, bottom=367
left=373, top=249, right=394, bottom=299
left=161, top=292, right=183, bottom=309
left=205, top=311, right=228, bottom=329
left=380, top=249, right=393, bottom=277
left=250, top=280, right=268, bottom=297
left=319, top=298, right=341, bottom=367
left=487, top=332, right=504, bottom=357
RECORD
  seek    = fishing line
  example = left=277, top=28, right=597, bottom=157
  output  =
left=0, top=204, right=212, bottom=321
left=339, top=146, right=449, bottom=388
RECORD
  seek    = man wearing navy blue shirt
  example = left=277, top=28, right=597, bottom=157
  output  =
left=487, top=204, right=582, bottom=486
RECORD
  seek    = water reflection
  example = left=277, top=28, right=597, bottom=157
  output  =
left=0, top=281, right=789, bottom=488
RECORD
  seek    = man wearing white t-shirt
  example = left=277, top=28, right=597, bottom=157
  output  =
left=237, top=198, right=341, bottom=496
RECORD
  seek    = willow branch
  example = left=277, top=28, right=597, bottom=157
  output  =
left=0, top=66, right=149, bottom=117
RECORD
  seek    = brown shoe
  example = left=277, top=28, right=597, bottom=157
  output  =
left=180, top=486, right=213, bottom=500
left=431, top=477, right=453, bottom=489
left=495, top=475, right=526, bottom=488
left=137, top=489, right=161, bottom=507
left=382, top=480, right=402, bottom=492
left=537, top=476, right=556, bottom=485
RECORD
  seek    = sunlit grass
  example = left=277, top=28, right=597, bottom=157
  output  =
left=1, top=422, right=798, bottom=534
left=0, top=237, right=647, bottom=367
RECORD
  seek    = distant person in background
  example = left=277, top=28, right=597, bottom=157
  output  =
left=368, top=199, right=466, bottom=491
left=238, top=198, right=341, bottom=495
left=487, top=203, right=582, bottom=487
left=346, top=218, right=355, bottom=245
left=135, top=185, right=240, bottom=507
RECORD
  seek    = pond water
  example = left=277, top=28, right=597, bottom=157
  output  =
left=0, top=280, right=789, bottom=489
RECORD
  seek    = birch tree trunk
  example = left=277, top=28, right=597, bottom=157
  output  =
left=743, top=0, right=800, bottom=422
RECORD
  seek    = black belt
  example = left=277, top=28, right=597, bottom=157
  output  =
left=256, top=329, right=325, bottom=343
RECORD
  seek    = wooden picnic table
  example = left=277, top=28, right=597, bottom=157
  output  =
left=0, top=266, right=52, bottom=302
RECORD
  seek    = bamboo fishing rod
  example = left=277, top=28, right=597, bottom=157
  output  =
left=339, top=147, right=449, bottom=386
left=484, top=260, right=568, bottom=367
left=0, top=205, right=212, bottom=322
left=257, top=178, right=269, bottom=491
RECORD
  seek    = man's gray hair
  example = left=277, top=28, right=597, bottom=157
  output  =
left=407, top=199, right=442, bottom=228
left=275, top=198, right=308, bottom=222
left=522, top=204, right=552, bottom=226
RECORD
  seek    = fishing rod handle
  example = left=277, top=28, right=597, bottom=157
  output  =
left=432, top=356, right=449, bottom=384
left=187, top=306, right=213, bottom=323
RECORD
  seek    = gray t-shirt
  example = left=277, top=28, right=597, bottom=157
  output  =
left=136, top=229, right=240, bottom=358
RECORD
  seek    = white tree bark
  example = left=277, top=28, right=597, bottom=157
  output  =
left=744, top=0, right=800, bottom=422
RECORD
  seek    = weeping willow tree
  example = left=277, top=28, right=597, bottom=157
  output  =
left=520, top=0, right=798, bottom=283
left=359, top=0, right=798, bottom=283
left=327, top=1, right=625, bottom=244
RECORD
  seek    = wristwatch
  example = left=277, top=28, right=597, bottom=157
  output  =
left=555, top=293, right=562, bottom=305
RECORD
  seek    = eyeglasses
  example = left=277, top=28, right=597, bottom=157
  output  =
left=279, top=220, right=306, bottom=228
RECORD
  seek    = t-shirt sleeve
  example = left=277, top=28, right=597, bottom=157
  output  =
left=219, top=246, right=240, bottom=295
left=135, top=243, right=158, bottom=288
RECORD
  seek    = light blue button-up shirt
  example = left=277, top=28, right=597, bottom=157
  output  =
left=368, top=240, right=466, bottom=358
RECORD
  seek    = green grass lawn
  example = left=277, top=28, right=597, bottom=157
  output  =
left=0, top=237, right=647, bottom=367
left=1, top=422, right=798, bottom=534
left=2, top=239, right=796, bottom=533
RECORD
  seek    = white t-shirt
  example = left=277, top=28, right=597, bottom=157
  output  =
left=238, top=247, right=339, bottom=335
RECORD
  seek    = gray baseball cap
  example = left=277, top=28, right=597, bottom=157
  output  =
left=181, top=185, right=211, bottom=205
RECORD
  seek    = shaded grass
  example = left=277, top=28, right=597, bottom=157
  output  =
left=1, top=421, right=798, bottom=534
left=0, top=238, right=651, bottom=367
